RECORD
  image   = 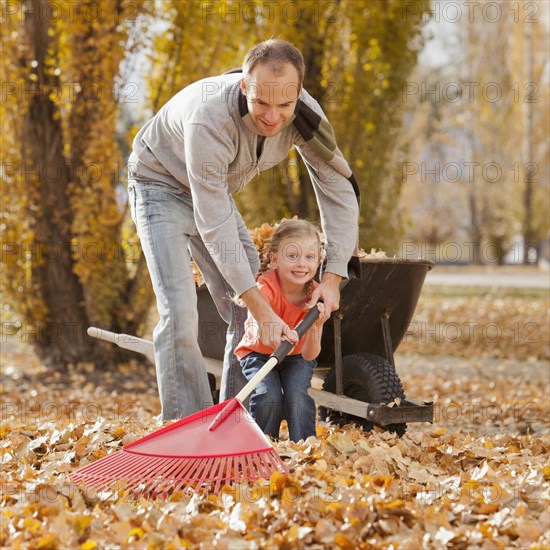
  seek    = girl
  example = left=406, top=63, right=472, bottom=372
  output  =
left=234, top=219, right=327, bottom=442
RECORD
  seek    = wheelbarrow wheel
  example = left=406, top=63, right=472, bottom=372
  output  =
left=319, top=352, right=407, bottom=436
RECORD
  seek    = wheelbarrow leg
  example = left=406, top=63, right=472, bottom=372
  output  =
left=380, top=311, right=395, bottom=368
left=333, top=312, right=344, bottom=396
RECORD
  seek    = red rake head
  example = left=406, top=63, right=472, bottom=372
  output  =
left=69, top=400, right=289, bottom=497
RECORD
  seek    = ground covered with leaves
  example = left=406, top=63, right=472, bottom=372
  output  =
left=1, top=281, right=549, bottom=548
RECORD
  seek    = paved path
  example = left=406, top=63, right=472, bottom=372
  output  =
left=425, top=270, right=549, bottom=289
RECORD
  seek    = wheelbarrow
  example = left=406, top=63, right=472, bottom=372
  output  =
left=88, top=258, right=434, bottom=434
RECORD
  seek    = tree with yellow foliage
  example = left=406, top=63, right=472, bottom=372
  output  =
left=1, top=0, right=154, bottom=368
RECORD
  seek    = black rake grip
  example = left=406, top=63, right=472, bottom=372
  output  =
left=270, top=306, right=321, bottom=362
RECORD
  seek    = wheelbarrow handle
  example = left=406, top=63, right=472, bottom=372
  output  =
left=86, top=327, right=155, bottom=362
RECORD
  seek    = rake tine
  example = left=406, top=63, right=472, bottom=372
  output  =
left=122, top=456, right=167, bottom=490
left=191, top=457, right=213, bottom=487
left=224, top=456, right=234, bottom=489
left=264, top=450, right=284, bottom=476
left=170, top=458, right=202, bottom=495
left=238, top=455, right=248, bottom=483
left=245, top=453, right=256, bottom=482
left=141, top=458, right=181, bottom=498
left=79, top=452, right=142, bottom=487
left=70, top=452, right=124, bottom=483
left=194, top=458, right=215, bottom=491
left=156, top=459, right=192, bottom=495
left=164, top=458, right=202, bottom=496
left=212, top=456, right=228, bottom=494
left=251, top=452, right=267, bottom=480
left=97, top=454, right=144, bottom=485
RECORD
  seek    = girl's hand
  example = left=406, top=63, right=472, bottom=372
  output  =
left=281, top=324, right=299, bottom=343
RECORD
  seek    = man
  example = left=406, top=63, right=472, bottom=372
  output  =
left=128, top=39, right=359, bottom=421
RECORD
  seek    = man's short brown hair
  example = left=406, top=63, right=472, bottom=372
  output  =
left=243, top=39, right=305, bottom=84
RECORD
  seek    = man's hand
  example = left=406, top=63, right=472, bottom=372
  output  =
left=306, top=272, right=342, bottom=321
left=240, top=286, right=299, bottom=349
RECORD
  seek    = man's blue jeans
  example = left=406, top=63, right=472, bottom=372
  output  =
left=128, top=179, right=259, bottom=420
left=240, top=352, right=316, bottom=442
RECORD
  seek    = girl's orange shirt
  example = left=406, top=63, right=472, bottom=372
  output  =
left=234, top=269, right=318, bottom=360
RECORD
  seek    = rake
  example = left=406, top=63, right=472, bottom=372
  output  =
left=69, top=306, right=320, bottom=498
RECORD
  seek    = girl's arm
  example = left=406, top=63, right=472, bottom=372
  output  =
left=300, top=303, right=327, bottom=361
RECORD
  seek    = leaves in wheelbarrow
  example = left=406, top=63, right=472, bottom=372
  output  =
left=191, top=217, right=391, bottom=288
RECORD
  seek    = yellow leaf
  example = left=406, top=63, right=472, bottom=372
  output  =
left=479, top=524, right=494, bottom=538
left=334, top=532, right=355, bottom=550
left=286, top=524, right=299, bottom=542
left=326, top=433, right=356, bottom=455
left=80, top=541, right=97, bottom=550
left=543, top=465, right=550, bottom=480
left=23, top=517, right=42, bottom=533
left=72, top=515, right=93, bottom=536
left=385, top=499, right=404, bottom=509
left=477, top=502, right=500, bottom=515
left=316, top=425, right=329, bottom=438
left=127, top=527, right=145, bottom=541
left=112, top=426, right=125, bottom=438
left=270, top=470, right=293, bottom=494
left=36, top=535, right=58, bottom=550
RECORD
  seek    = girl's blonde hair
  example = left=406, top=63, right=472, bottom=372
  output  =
left=258, top=219, right=323, bottom=305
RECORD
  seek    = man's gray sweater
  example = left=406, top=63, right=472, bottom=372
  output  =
left=129, top=73, right=359, bottom=297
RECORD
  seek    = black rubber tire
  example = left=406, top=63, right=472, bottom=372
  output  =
left=319, top=353, right=407, bottom=436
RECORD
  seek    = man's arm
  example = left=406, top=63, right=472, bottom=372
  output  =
left=184, top=123, right=259, bottom=297
left=293, top=89, right=360, bottom=289
left=240, top=286, right=299, bottom=348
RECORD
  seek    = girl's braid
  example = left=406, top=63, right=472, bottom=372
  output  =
left=256, top=246, right=272, bottom=279
left=304, top=279, right=314, bottom=310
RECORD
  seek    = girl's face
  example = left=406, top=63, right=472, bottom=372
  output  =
left=270, top=236, right=320, bottom=291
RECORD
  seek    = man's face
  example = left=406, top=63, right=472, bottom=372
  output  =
left=241, top=63, right=302, bottom=137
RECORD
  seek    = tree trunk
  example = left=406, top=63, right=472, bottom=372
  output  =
left=293, top=4, right=334, bottom=220
left=23, top=0, right=95, bottom=367
left=522, top=21, right=536, bottom=264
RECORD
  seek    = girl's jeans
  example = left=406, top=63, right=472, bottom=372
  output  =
left=128, top=179, right=259, bottom=420
left=240, top=352, right=316, bottom=442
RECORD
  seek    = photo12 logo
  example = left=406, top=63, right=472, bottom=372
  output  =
left=200, top=1, right=340, bottom=24
left=1, top=1, right=141, bottom=24
left=402, top=81, right=539, bottom=104
left=401, top=1, right=539, bottom=23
